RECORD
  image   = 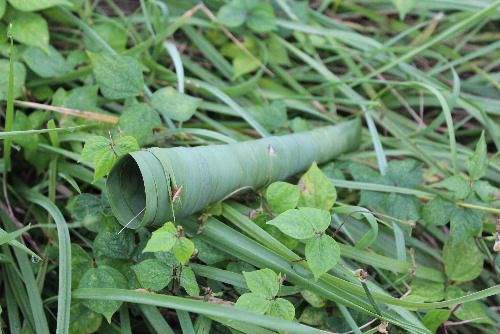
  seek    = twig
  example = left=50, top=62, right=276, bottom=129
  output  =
left=14, top=100, right=119, bottom=124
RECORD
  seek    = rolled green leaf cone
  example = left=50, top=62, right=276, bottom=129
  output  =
left=107, top=119, right=361, bottom=228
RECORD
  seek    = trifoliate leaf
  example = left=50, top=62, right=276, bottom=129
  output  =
left=78, top=266, right=127, bottom=322
left=150, top=87, right=201, bottom=122
left=243, top=268, right=279, bottom=299
left=267, top=207, right=331, bottom=240
left=305, top=234, right=340, bottom=280
left=467, top=131, right=488, bottom=180
left=443, top=238, right=483, bottom=282
left=268, top=298, right=295, bottom=320
left=299, top=162, right=337, bottom=210
left=89, top=53, right=144, bottom=99
left=266, top=181, right=300, bottom=213
left=235, top=293, right=272, bottom=314
left=132, top=259, right=173, bottom=291
left=143, top=222, right=177, bottom=253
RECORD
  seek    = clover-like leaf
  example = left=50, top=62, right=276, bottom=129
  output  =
left=10, top=11, right=49, bottom=52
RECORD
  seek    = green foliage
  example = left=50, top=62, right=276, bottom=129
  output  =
left=9, top=11, right=49, bottom=51
left=81, top=135, right=140, bottom=181
left=443, top=238, right=483, bottom=282
left=392, top=0, right=417, bottom=19
left=22, top=46, right=71, bottom=78
left=89, top=53, right=144, bottom=99
left=150, top=87, right=201, bottom=122
left=217, top=0, right=276, bottom=33
left=2, top=2, right=499, bottom=334
left=236, top=269, right=294, bottom=320
left=143, top=222, right=195, bottom=264
left=422, top=309, right=450, bottom=333
left=299, top=162, right=337, bottom=210
left=78, top=266, right=127, bottom=322
left=265, top=181, right=300, bottom=213
left=8, top=0, right=71, bottom=11
left=132, top=259, right=172, bottom=291
left=268, top=207, right=340, bottom=279
left=118, top=103, right=162, bottom=145
left=467, top=131, right=488, bottom=180
left=351, top=159, right=422, bottom=221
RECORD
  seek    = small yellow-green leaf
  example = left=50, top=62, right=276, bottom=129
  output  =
left=143, top=222, right=177, bottom=253
left=265, top=181, right=300, bottom=213
left=173, top=236, right=195, bottom=264
left=299, top=162, right=337, bottom=210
